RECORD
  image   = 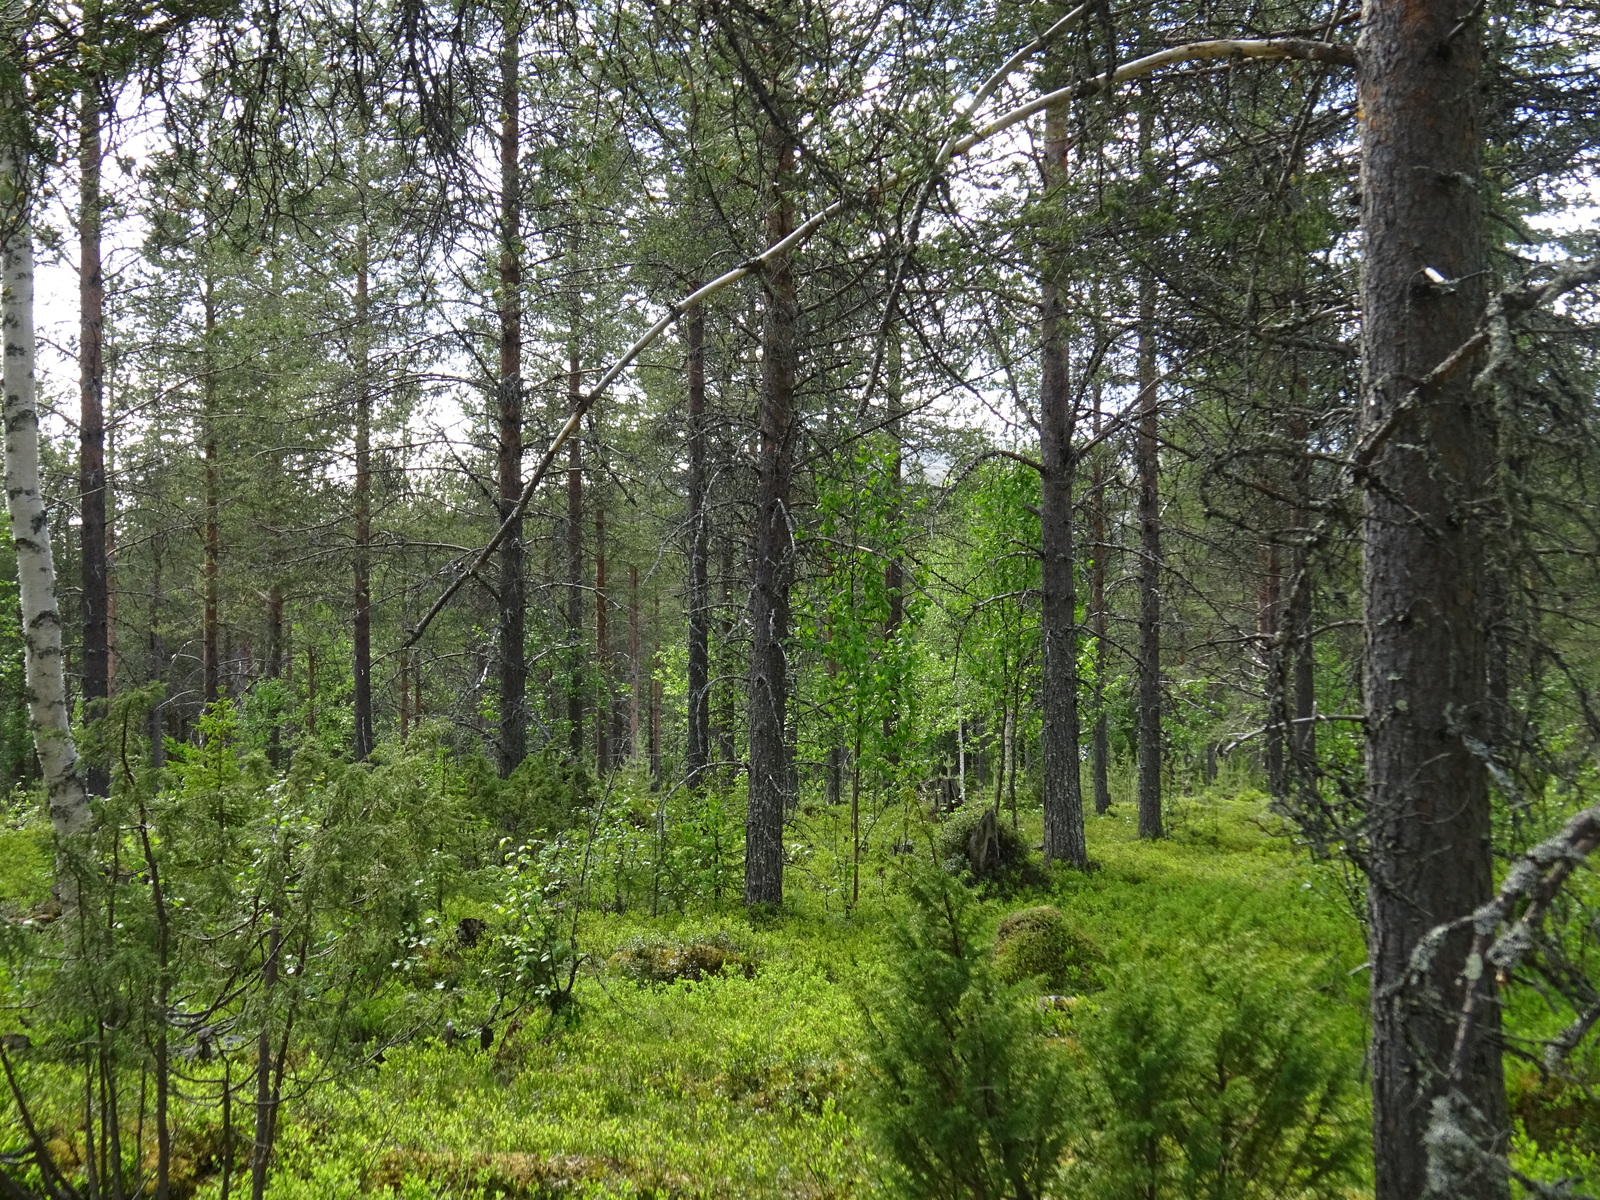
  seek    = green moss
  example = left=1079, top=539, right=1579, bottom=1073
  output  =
left=992, top=905, right=1103, bottom=994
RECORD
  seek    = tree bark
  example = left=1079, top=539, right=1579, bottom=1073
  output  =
left=1038, top=99, right=1087, bottom=868
left=685, top=304, right=711, bottom=788
left=495, top=23, right=526, bottom=778
left=352, top=225, right=374, bottom=761
left=3, top=205, right=91, bottom=856
left=202, top=275, right=220, bottom=708
left=566, top=342, right=584, bottom=760
left=595, top=497, right=609, bottom=774
left=629, top=563, right=640, bottom=760
left=1089, top=379, right=1111, bottom=815
left=1261, top=541, right=1286, bottom=798
left=1134, top=281, right=1163, bottom=840
left=78, top=31, right=110, bottom=796
left=1359, top=1, right=1507, bottom=1194
left=745, top=111, right=798, bottom=908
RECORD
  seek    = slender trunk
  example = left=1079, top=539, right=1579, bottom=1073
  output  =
left=850, top=725, right=861, bottom=908
left=250, top=921, right=281, bottom=1200
left=1359, top=1, right=1506, bottom=1194
left=629, top=565, right=640, bottom=760
left=1038, top=98, right=1087, bottom=868
left=3, top=208, right=91, bottom=856
left=566, top=345, right=584, bottom=759
left=685, top=304, right=711, bottom=788
left=1134, top=281, right=1163, bottom=840
left=306, top=647, right=316, bottom=737
left=495, top=27, right=526, bottom=777
left=1089, top=383, right=1111, bottom=815
left=352, top=226, right=374, bottom=760
left=650, top=594, right=662, bottom=791
left=1261, top=541, right=1286, bottom=798
left=716, top=537, right=736, bottom=782
left=883, top=336, right=904, bottom=750
left=135, top=810, right=171, bottom=1200
left=745, top=110, right=799, bottom=908
left=1287, top=559, right=1316, bottom=799
left=149, top=539, right=166, bottom=770
left=203, top=277, right=220, bottom=709
left=79, top=41, right=110, bottom=797
left=595, top=500, right=609, bottom=773
left=266, top=583, right=283, bottom=766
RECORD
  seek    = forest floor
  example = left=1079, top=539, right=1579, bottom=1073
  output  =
left=254, top=789, right=1372, bottom=1200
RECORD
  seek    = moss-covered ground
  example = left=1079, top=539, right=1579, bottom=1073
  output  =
left=249, top=791, right=1368, bottom=1200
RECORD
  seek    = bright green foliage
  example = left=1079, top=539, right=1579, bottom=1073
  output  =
left=859, top=868, right=1073, bottom=1200
left=1071, top=949, right=1366, bottom=1200
left=993, top=905, right=1104, bottom=995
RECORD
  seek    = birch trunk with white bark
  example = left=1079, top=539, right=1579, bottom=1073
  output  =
left=3, top=214, right=91, bottom=848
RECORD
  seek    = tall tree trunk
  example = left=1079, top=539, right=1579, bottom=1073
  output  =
left=650, top=593, right=662, bottom=790
left=202, top=275, right=220, bottom=709
left=1359, top=1, right=1506, bottom=1194
left=1134, top=283, right=1163, bottom=840
left=78, top=32, right=110, bottom=797
left=1038, top=98, right=1087, bottom=868
left=3, top=200, right=91, bottom=859
left=629, top=564, right=640, bottom=760
left=685, top=304, right=711, bottom=788
left=1088, top=381, right=1111, bottom=815
left=566, top=342, right=584, bottom=760
left=352, top=226, right=374, bottom=760
left=495, top=24, right=526, bottom=778
left=745, top=111, right=798, bottom=908
left=883, top=335, right=904, bottom=750
left=595, top=499, right=609, bottom=774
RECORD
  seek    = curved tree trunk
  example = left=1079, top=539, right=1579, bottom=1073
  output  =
left=1359, top=1, right=1507, bottom=1195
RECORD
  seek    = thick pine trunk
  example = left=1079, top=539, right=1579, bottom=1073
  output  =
left=1134, top=291, right=1163, bottom=839
left=1359, top=1, right=1507, bottom=1194
left=79, top=53, right=110, bottom=796
left=352, top=227, right=374, bottom=760
left=686, top=304, right=711, bottom=788
left=495, top=30, right=526, bottom=777
left=745, top=115, right=798, bottom=908
left=1038, top=101, right=1087, bottom=868
left=3, top=219, right=91, bottom=856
